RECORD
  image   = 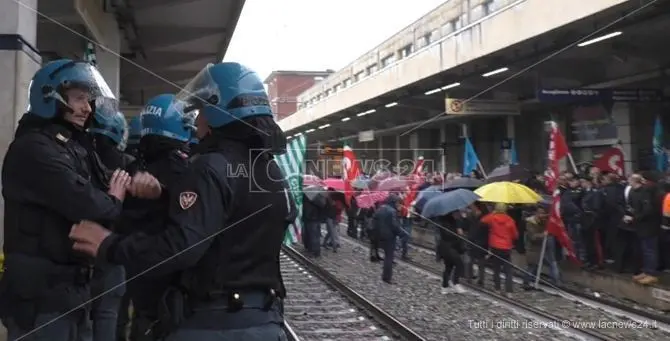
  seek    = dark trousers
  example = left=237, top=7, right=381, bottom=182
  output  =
left=441, top=245, right=464, bottom=287
left=582, top=223, right=601, bottom=266
left=347, top=215, right=357, bottom=238
left=468, top=254, right=487, bottom=284
left=489, top=248, right=513, bottom=293
left=117, top=293, right=132, bottom=341
left=614, top=229, right=640, bottom=273
left=91, top=265, right=126, bottom=341
left=164, top=297, right=285, bottom=341
left=5, top=310, right=92, bottom=341
left=369, top=236, right=382, bottom=260
left=304, top=221, right=321, bottom=256
left=381, top=239, right=396, bottom=282
left=640, top=235, right=659, bottom=276
left=165, top=324, right=286, bottom=341
left=659, top=230, right=670, bottom=271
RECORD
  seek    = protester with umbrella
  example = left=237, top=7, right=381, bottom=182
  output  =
left=421, top=189, right=481, bottom=293
left=462, top=202, right=490, bottom=284
left=302, top=185, right=327, bottom=257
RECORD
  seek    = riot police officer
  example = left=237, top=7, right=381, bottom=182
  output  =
left=0, top=59, right=131, bottom=341
left=125, top=116, right=142, bottom=157
left=70, top=62, right=292, bottom=340
left=89, top=109, right=135, bottom=169
left=121, top=93, right=192, bottom=340
left=89, top=108, right=135, bottom=341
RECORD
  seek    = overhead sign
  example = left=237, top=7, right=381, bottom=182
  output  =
left=445, top=98, right=520, bottom=115
left=358, top=130, right=374, bottom=142
left=537, top=88, right=664, bottom=103
left=320, top=146, right=343, bottom=156
left=570, top=102, right=619, bottom=147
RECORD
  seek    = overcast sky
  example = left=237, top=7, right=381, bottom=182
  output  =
left=224, top=0, right=448, bottom=80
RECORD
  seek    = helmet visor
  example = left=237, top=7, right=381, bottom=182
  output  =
left=95, top=96, right=120, bottom=119
left=173, top=64, right=221, bottom=115
left=52, top=62, right=116, bottom=99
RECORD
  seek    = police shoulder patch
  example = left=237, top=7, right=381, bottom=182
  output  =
left=179, top=191, right=198, bottom=210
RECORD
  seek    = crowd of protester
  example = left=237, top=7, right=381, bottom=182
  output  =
left=302, top=165, right=670, bottom=297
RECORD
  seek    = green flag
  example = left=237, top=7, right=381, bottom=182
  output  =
left=274, top=135, right=307, bottom=245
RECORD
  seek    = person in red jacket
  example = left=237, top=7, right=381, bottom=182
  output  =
left=480, top=203, right=518, bottom=296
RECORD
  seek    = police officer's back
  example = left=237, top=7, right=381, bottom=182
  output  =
left=0, top=59, right=130, bottom=341
left=125, top=116, right=142, bottom=157
left=70, top=63, right=292, bottom=340
left=118, top=94, right=192, bottom=340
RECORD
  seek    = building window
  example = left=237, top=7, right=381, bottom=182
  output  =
left=399, top=44, right=413, bottom=58
left=343, top=78, right=352, bottom=87
left=366, top=64, right=377, bottom=75
left=417, top=31, right=432, bottom=49
left=470, top=4, right=485, bottom=21
left=381, top=54, right=395, bottom=68
left=334, top=84, right=341, bottom=92
left=354, top=71, right=365, bottom=82
left=452, top=17, right=462, bottom=30
left=325, top=89, right=332, bottom=97
left=483, top=0, right=497, bottom=14
left=442, top=21, right=455, bottom=36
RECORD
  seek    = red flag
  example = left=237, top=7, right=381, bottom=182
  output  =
left=545, top=122, right=569, bottom=191
left=545, top=122, right=580, bottom=265
left=593, top=146, right=624, bottom=177
left=342, top=144, right=361, bottom=206
left=401, top=157, right=425, bottom=217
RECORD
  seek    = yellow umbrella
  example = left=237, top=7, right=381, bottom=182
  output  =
left=474, top=181, right=542, bottom=204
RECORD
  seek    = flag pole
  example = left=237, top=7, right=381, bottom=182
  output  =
left=534, top=231, right=549, bottom=288
left=477, top=161, right=488, bottom=178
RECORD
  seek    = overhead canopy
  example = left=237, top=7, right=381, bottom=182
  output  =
left=37, top=0, right=246, bottom=106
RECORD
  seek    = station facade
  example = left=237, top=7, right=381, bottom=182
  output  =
left=278, top=0, right=670, bottom=177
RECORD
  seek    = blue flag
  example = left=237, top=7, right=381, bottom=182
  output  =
left=463, top=137, right=481, bottom=175
left=510, top=138, right=519, bottom=165
left=653, top=116, right=667, bottom=172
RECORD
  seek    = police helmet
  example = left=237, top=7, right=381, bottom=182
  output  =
left=28, top=59, right=116, bottom=119
left=89, top=108, right=129, bottom=150
left=174, top=62, right=272, bottom=128
left=139, top=94, right=193, bottom=142
left=127, top=116, right=142, bottom=146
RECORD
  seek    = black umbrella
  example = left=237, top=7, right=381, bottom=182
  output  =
left=444, top=177, right=484, bottom=190
left=486, top=164, right=531, bottom=183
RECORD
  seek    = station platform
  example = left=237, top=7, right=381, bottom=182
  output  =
left=410, top=225, right=670, bottom=312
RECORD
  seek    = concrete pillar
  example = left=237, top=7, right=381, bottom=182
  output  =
left=395, top=135, right=401, bottom=172
left=439, top=125, right=447, bottom=173
left=410, top=132, right=419, bottom=161
left=504, top=115, right=515, bottom=164
left=0, top=0, right=41, bottom=248
left=377, top=138, right=383, bottom=172
left=612, top=103, right=633, bottom=175
left=75, top=0, right=121, bottom=98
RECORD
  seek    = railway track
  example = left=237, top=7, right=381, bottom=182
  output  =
left=405, top=232, right=670, bottom=325
left=340, top=232, right=670, bottom=341
left=280, top=245, right=427, bottom=341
